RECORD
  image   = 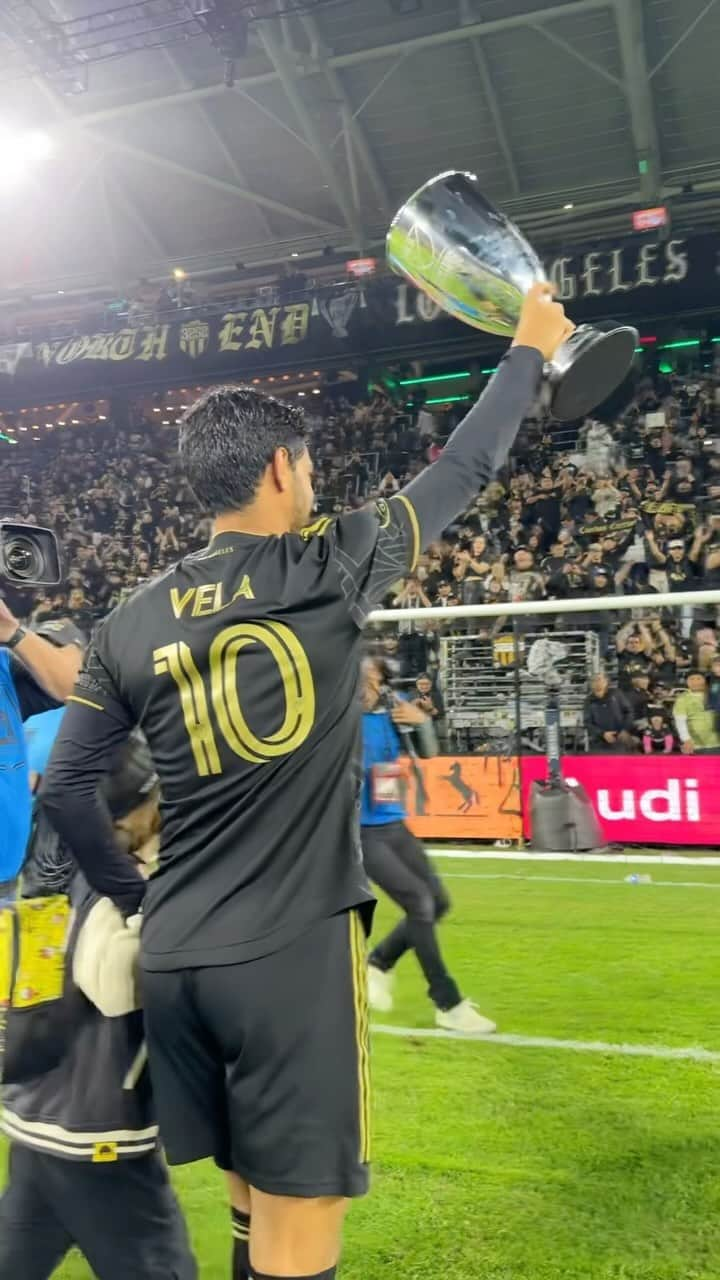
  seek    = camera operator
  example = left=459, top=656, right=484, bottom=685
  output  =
left=0, top=605, right=84, bottom=902
left=360, top=656, right=495, bottom=1035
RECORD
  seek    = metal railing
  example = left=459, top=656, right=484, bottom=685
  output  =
left=439, top=628, right=600, bottom=753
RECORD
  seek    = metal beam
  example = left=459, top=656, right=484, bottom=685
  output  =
left=99, top=169, right=122, bottom=273
left=80, top=129, right=342, bottom=232
left=649, top=0, right=719, bottom=78
left=530, top=22, right=624, bottom=89
left=459, top=0, right=520, bottom=195
left=104, top=171, right=170, bottom=262
left=329, top=53, right=409, bottom=149
left=342, top=105, right=361, bottom=214
left=469, top=39, right=520, bottom=195
left=259, top=24, right=364, bottom=246
left=160, top=47, right=275, bottom=242
left=64, top=0, right=613, bottom=131
left=613, top=0, right=662, bottom=202
left=300, top=11, right=393, bottom=218
left=227, top=84, right=314, bottom=152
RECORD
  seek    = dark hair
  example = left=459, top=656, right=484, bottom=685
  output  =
left=179, top=385, right=308, bottom=514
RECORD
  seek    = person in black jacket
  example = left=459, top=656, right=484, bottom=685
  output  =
left=625, top=670, right=654, bottom=734
left=0, top=736, right=196, bottom=1280
left=584, top=672, right=636, bottom=753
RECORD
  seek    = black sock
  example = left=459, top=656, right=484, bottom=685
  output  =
left=232, top=1207, right=251, bottom=1280
left=250, top=1270, right=336, bottom=1279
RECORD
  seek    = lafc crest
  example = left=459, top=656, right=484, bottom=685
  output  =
left=316, top=289, right=359, bottom=339
left=179, top=320, right=210, bottom=359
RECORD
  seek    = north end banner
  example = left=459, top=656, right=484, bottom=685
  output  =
left=1, top=231, right=719, bottom=404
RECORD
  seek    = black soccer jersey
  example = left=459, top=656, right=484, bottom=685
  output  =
left=41, top=346, right=543, bottom=968
left=78, top=509, right=421, bottom=968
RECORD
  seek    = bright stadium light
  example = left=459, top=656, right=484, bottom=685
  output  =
left=27, top=130, right=53, bottom=159
left=1, top=127, right=54, bottom=186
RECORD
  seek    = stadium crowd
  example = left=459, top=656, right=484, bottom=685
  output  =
left=2, top=365, right=720, bottom=754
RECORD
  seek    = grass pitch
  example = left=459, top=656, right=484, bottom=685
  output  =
left=5, top=856, right=720, bottom=1279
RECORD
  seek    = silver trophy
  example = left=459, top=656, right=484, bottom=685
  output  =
left=386, top=171, right=638, bottom=420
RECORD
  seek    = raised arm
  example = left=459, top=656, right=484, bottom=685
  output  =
left=333, top=286, right=573, bottom=616
left=615, top=621, right=636, bottom=653
left=0, top=601, right=82, bottom=709
left=644, top=529, right=666, bottom=566
left=397, top=286, right=572, bottom=557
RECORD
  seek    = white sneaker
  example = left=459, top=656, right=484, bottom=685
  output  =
left=435, top=999, right=496, bottom=1035
left=367, top=964, right=394, bottom=1013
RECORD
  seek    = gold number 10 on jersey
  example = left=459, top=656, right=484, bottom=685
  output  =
left=153, top=621, right=316, bottom=775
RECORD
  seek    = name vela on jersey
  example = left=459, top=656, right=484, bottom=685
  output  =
left=170, top=577, right=255, bottom=619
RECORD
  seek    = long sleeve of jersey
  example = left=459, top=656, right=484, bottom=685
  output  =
left=333, top=344, right=543, bottom=618
left=40, top=647, right=145, bottom=915
left=400, top=344, right=543, bottom=548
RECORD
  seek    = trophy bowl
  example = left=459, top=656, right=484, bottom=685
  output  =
left=386, top=171, right=638, bottom=421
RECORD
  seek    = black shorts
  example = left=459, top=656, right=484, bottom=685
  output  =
left=141, top=910, right=370, bottom=1199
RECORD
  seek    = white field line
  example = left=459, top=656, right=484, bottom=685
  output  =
left=371, top=1024, right=720, bottom=1061
left=428, top=847, right=720, bottom=867
left=441, top=872, right=720, bottom=888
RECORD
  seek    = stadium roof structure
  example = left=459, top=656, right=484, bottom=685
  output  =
left=1, top=0, right=719, bottom=299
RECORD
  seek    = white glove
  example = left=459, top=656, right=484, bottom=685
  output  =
left=73, top=898, right=142, bottom=1017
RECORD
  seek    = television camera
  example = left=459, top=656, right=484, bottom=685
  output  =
left=0, top=522, right=61, bottom=587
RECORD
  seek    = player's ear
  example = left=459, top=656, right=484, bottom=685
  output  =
left=270, top=446, right=293, bottom=493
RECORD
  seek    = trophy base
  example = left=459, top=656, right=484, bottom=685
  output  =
left=546, top=324, right=638, bottom=421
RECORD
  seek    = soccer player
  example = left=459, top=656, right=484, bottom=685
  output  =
left=41, top=283, right=572, bottom=1280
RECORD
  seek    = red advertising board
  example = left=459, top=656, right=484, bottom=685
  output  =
left=521, top=755, right=720, bottom=847
left=632, top=206, right=668, bottom=231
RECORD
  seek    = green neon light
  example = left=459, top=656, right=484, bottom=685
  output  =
left=399, top=371, right=471, bottom=386
left=480, top=366, right=498, bottom=375
left=659, top=339, right=700, bottom=350
left=634, top=347, right=643, bottom=353
left=658, top=362, right=674, bottom=374
left=712, top=337, right=720, bottom=343
left=425, top=394, right=471, bottom=405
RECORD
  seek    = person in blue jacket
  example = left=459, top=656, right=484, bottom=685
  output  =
left=24, top=706, right=67, bottom=780
left=360, top=655, right=496, bottom=1034
left=0, top=604, right=84, bottom=902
